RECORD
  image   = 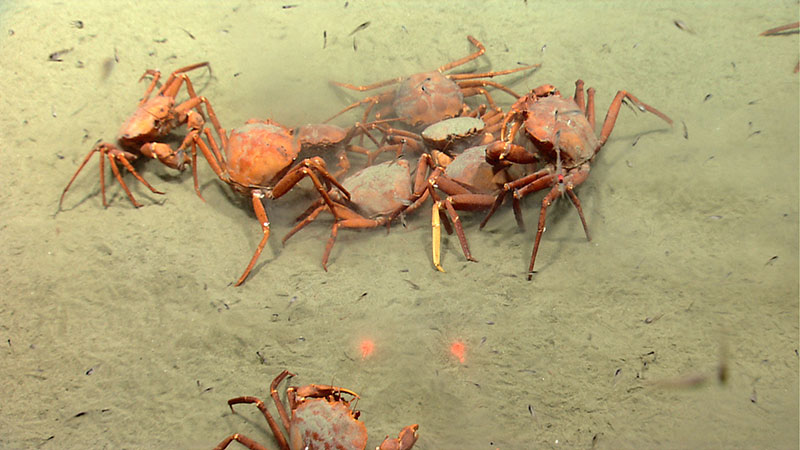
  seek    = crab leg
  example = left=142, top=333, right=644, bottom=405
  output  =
left=110, top=151, right=164, bottom=206
left=193, top=129, right=228, bottom=181
left=225, top=395, right=289, bottom=450
left=234, top=158, right=350, bottom=285
left=137, top=61, right=209, bottom=104
left=387, top=154, right=439, bottom=225
left=528, top=166, right=590, bottom=280
left=433, top=180, right=482, bottom=261
left=571, top=80, right=596, bottom=127
left=281, top=201, right=328, bottom=244
left=322, top=215, right=388, bottom=271
left=270, top=370, right=294, bottom=432
left=479, top=140, right=547, bottom=229
left=234, top=191, right=272, bottom=286
left=595, top=89, right=673, bottom=151
left=378, top=424, right=420, bottom=450
left=213, top=434, right=270, bottom=450
left=136, top=70, right=162, bottom=106
left=179, top=74, right=229, bottom=151
left=331, top=35, right=487, bottom=92
left=586, top=87, right=596, bottom=128
left=454, top=72, right=534, bottom=101
left=155, top=61, right=210, bottom=97
left=293, top=383, right=360, bottom=399
left=460, top=86, right=499, bottom=110
left=324, top=91, right=393, bottom=123
left=479, top=166, right=550, bottom=230
left=437, top=35, right=486, bottom=72
left=327, top=36, right=537, bottom=124
left=429, top=187, right=493, bottom=271
left=59, top=142, right=163, bottom=210
left=447, top=63, right=539, bottom=81
left=60, top=143, right=113, bottom=209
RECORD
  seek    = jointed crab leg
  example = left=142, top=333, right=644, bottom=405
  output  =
left=270, top=370, right=295, bottom=432
left=60, top=62, right=213, bottom=209
left=527, top=168, right=590, bottom=280
left=216, top=371, right=296, bottom=450
left=59, top=142, right=164, bottom=210
left=330, top=35, right=491, bottom=93
left=194, top=119, right=353, bottom=285
left=233, top=160, right=347, bottom=285
left=327, top=36, right=538, bottom=125
left=139, top=61, right=211, bottom=102
left=222, top=396, right=289, bottom=450
left=213, top=433, right=271, bottom=450
left=437, top=35, right=486, bottom=72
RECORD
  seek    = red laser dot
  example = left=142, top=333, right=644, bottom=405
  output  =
left=450, top=340, right=466, bottom=364
left=359, top=339, right=375, bottom=360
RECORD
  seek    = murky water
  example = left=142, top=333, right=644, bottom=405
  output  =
left=1, top=1, right=797, bottom=448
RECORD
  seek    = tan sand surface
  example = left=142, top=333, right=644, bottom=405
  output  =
left=1, top=1, right=797, bottom=448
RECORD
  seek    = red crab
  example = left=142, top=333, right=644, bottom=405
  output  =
left=214, top=370, right=419, bottom=450
left=192, top=118, right=353, bottom=286
left=326, top=35, right=537, bottom=128
left=387, top=144, right=533, bottom=271
left=481, top=80, right=672, bottom=279
left=282, top=158, right=432, bottom=270
left=59, top=62, right=214, bottom=209
left=294, top=120, right=397, bottom=175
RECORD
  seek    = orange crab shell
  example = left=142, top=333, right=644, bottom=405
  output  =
left=393, top=72, right=464, bottom=127
left=295, top=124, right=348, bottom=149
left=288, top=397, right=368, bottom=450
left=421, top=116, right=485, bottom=152
left=226, top=120, right=300, bottom=189
left=118, top=95, right=175, bottom=142
left=442, top=145, right=505, bottom=193
left=522, top=94, right=598, bottom=166
left=343, top=159, right=412, bottom=218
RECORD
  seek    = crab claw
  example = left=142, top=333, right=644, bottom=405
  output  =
left=140, top=143, right=188, bottom=171
left=378, top=424, right=419, bottom=450
left=485, top=141, right=536, bottom=166
left=293, top=384, right=359, bottom=400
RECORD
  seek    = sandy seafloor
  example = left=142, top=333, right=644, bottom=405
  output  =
left=0, top=1, right=798, bottom=448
